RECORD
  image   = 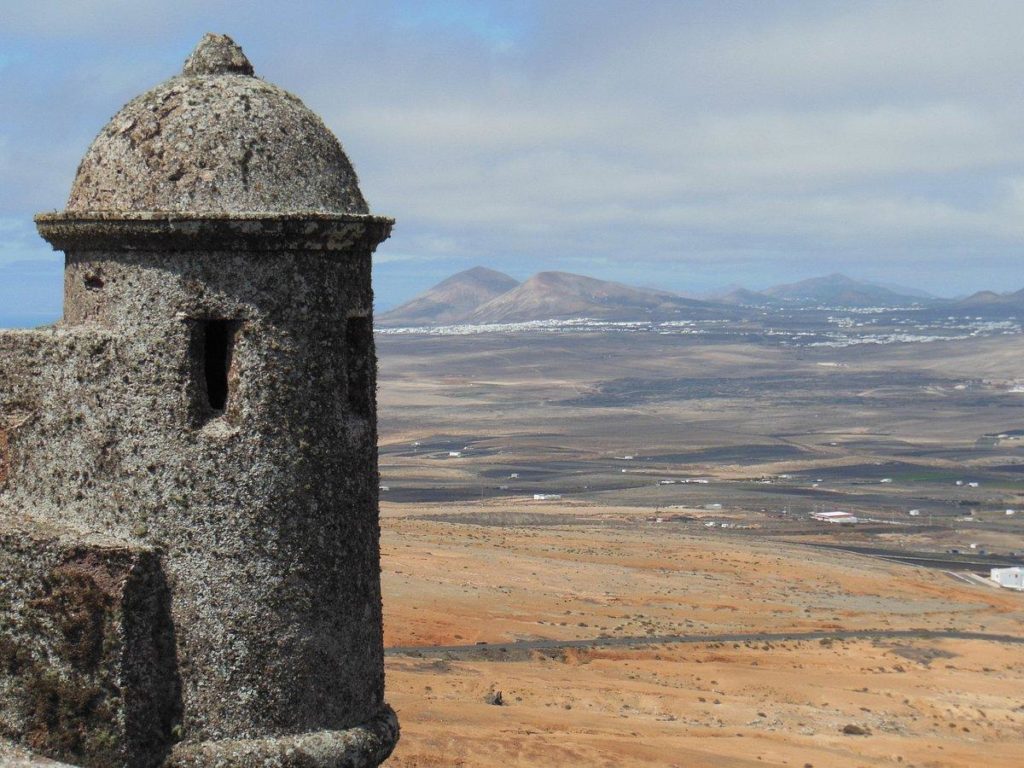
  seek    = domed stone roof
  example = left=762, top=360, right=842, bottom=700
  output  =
left=66, top=34, right=369, bottom=215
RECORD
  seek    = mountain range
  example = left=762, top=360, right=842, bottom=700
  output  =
left=953, top=287, right=1024, bottom=310
left=379, top=268, right=1024, bottom=326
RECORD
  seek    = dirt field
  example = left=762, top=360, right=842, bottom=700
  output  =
left=376, top=330, right=1024, bottom=767
left=380, top=506, right=1024, bottom=767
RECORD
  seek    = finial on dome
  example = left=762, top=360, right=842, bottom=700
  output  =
left=182, top=33, right=255, bottom=76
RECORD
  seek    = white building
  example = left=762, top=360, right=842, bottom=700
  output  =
left=990, top=567, right=1024, bottom=591
left=533, top=493, right=562, bottom=501
left=812, top=510, right=859, bottom=524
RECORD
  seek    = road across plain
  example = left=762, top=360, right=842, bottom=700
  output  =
left=801, top=542, right=1022, bottom=573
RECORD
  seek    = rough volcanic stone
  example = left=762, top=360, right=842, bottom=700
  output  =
left=0, top=514, right=179, bottom=768
left=67, top=34, right=368, bottom=215
left=1, top=32, right=397, bottom=768
left=181, top=34, right=255, bottom=77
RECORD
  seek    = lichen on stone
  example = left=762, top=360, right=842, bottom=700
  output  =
left=181, top=34, right=255, bottom=77
left=2, top=29, right=396, bottom=768
left=67, top=35, right=368, bottom=216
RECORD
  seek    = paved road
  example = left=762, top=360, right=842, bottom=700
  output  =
left=386, top=628, right=1024, bottom=659
left=802, top=543, right=1022, bottom=573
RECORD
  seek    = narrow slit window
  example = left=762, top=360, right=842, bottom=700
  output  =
left=202, top=320, right=237, bottom=415
left=345, top=316, right=373, bottom=418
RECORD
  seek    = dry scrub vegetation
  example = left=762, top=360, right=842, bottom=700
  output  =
left=380, top=509, right=1024, bottom=767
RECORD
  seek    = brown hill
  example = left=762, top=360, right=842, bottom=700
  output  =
left=762, top=273, right=926, bottom=307
left=954, top=287, right=1024, bottom=312
left=466, top=271, right=724, bottom=324
left=713, top=287, right=783, bottom=307
left=379, top=267, right=519, bottom=326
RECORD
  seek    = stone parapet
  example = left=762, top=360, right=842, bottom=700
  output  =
left=1, top=31, right=397, bottom=767
left=164, top=707, right=399, bottom=768
left=0, top=513, right=179, bottom=768
left=35, top=213, right=394, bottom=253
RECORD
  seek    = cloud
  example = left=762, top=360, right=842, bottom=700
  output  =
left=682, top=0, right=1024, bottom=105
left=3, top=0, right=1024, bottom=305
left=0, top=0, right=222, bottom=38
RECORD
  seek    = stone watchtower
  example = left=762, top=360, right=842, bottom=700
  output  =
left=0, top=34, right=397, bottom=767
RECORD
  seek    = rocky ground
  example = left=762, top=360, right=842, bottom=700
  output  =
left=380, top=504, right=1024, bottom=767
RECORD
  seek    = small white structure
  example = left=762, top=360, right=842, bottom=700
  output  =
left=880, top=478, right=893, bottom=484
left=448, top=451, right=462, bottom=457
left=990, top=567, right=1024, bottom=591
left=812, top=510, right=859, bottom=524
left=908, top=509, right=921, bottom=517
left=533, top=493, right=562, bottom=501
left=1007, top=509, right=1017, bottom=516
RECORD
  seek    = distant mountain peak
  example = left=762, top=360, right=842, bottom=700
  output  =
left=762, top=274, right=926, bottom=307
left=439, top=266, right=516, bottom=285
left=379, top=266, right=519, bottom=326
left=465, top=271, right=720, bottom=324
left=954, top=287, right=1024, bottom=312
left=712, top=287, right=781, bottom=306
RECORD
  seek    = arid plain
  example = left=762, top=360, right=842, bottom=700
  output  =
left=376, top=329, right=1024, bottom=767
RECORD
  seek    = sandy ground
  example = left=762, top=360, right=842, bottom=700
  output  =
left=380, top=505, right=1024, bottom=767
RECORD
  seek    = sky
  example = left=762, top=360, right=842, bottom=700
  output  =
left=2, top=0, right=1024, bottom=325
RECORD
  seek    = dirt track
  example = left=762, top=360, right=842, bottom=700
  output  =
left=387, top=628, right=1024, bottom=659
left=381, top=510, right=1024, bottom=767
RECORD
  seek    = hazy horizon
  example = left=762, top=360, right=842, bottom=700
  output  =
left=2, top=258, right=1016, bottom=328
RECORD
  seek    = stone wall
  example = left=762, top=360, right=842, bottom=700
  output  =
left=0, top=515, right=179, bottom=768
left=1, top=237, right=385, bottom=744
left=0, top=328, right=116, bottom=507
left=1, top=32, right=398, bottom=766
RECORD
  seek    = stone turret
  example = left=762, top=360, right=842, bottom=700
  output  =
left=0, top=34, right=397, bottom=767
